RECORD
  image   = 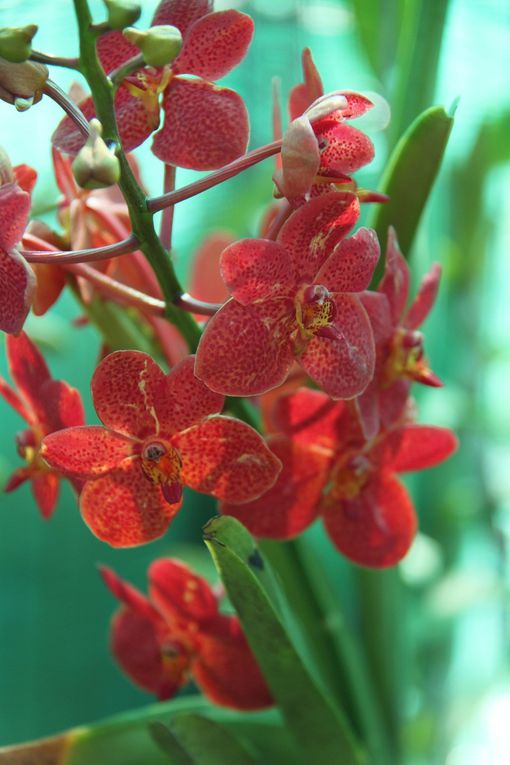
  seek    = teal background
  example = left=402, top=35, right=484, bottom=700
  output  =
left=1, top=1, right=510, bottom=762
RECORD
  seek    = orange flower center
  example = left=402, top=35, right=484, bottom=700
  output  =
left=124, top=66, right=172, bottom=128
left=295, top=284, right=339, bottom=346
left=384, top=327, right=432, bottom=385
left=16, top=427, right=49, bottom=475
left=141, top=438, right=183, bottom=505
left=328, top=454, right=371, bottom=502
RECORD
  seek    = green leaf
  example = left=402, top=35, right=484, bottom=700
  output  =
left=152, top=714, right=259, bottom=765
left=369, top=105, right=454, bottom=274
left=203, top=516, right=365, bottom=765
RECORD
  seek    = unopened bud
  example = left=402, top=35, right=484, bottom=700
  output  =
left=123, top=24, right=182, bottom=67
left=71, top=119, right=120, bottom=190
left=0, top=56, right=48, bottom=109
left=0, top=25, right=38, bottom=63
left=103, top=0, right=141, bottom=30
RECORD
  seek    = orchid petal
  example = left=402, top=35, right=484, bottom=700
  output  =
left=315, top=227, right=380, bottom=292
left=91, top=351, right=170, bottom=440
left=298, top=294, right=375, bottom=399
left=194, top=615, right=272, bottom=710
left=195, top=298, right=294, bottom=396
left=317, top=122, right=375, bottom=175
left=404, top=262, right=441, bottom=330
left=41, top=426, right=135, bottom=478
left=31, top=472, right=59, bottom=519
left=173, top=10, right=254, bottom=80
left=38, top=379, right=85, bottom=432
left=277, top=192, right=359, bottom=282
left=0, top=376, right=30, bottom=421
left=220, top=238, right=295, bottom=305
left=148, top=558, right=218, bottom=626
left=221, top=437, right=325, bottom=539
left=80, top=459, right=181, bottom=547
left=189, top=231, right=233, bottom=307
left=278, top=116, right=320, bottom=200
left=323, top=472, right=417, bottom=568
left=288, top=48, right=323, bottom=120
left=378, top=227, right=410, bottom=324
left=0, top=182, right=30, bottom=251
left=391, top=425, right=458, bottom=473
left=111, top=607, right=184, bottom=699
left=152, top=78, right=249, bottom=170
left=152, top=0, right=212, bottom=34
left=97, top=30, right=139, bottom=74
left=175, top=415, right=281, bottom=503
left=271, top=388, right=344, bottom=452
left=31, top=263, right=67, bottom=316
left=359, top=290, right=393, bottom=347
left=0, top=249, right=35, bottom=335
left=164, top=356, right=224, bottom=433
left=6, top=332, right=50, bottom=415
left=101, top=565, right=162, bottom=622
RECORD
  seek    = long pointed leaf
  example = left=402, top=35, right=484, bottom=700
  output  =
left=203, top=516, right=365, bottom=765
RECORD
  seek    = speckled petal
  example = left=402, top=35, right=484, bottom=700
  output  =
left=5, top=332, right=50, bottom=416
left=195, top=298, right=294, bottom=396
left=278, top=116, right=320, bottom=200
left=288, top=48, right=323, bottom=120
left=277, top=192, right=360, bottom=283
left=0, top=249, right=35, bottom=335
left=152, top=0, right=212, bottom=33
left=164, top=355, right=224, bottom=432
left=91, top=351, right=169, bottom=440
left=378, top=227, right=410, bottom=325
left=271, top=388, right=345, bottom=451
left=174, top=415, right=281, bottom=503
left=110, top=607, right=184, bottom=699
left=38, top=379, right=85, bottom=433
left=189, top=231, right=233, bottom=307
left=404, top=262, right=441, bottom=330
left=391, top=425, right=458, bottom=473
left=194, top=615, right=273, bottom=709
left=101, top=565, right=162, bottom=622
left=220, top=238, right=295, bottom=305
left=323, top=472, right=417, bottom=568
left=360, top=290, right=393, bottom=347
left=97, top=30, right=138, bottom=74
left=32, top=263, right=67, bottom=316
left=317, top=122, right=374, bottom=176
left=221, top=437, right=325, bottom=538
left=31, top=472, right=59, bottom=519
left=41, top=426, right=135, bottom=478
left=148, top=558, right=218, bottom=626
left=52, top=87, right=157, bottom=157
left=174, top=10, right=253, bottom=80
left=298, top=294, right=375, bottom=399
left=0, top=182, right=31, bottom=251
left=152, top=78, right=249, bottom=170
left=80, top=459, right=181, bottom=547
left=315, top=228, right=380, bottom=292
left=0, top=376, right=29, bottom=421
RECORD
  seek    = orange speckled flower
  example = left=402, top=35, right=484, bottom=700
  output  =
left=101, top=559, right=272, bottom=708
left=195, top=192, right=379, bottom=399
left=53, top=0, right=253, bottom=170
left=223, top=388, right=457, bottom=568
left=41, top=351, right=281, bottom=547
left=0, top=332, right=85, bottom=518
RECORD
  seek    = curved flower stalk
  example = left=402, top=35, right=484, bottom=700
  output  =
left=355, top=227, right=443, bottom=438
left=195, top=193, right=380, bottom=399
left=0, top=332, right=85, bottom=518
left=0, top=149, right=35, bottom=334
left=41, top=352, right=281, bottom=547
left=101, top=558, right=272, bottom=708
left=222, top=388, right=457, bottom=568
left=53, top=0, right=254, bottom=170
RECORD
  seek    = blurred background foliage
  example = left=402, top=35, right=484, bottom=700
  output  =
left=1, top=0, right=510, bottom=762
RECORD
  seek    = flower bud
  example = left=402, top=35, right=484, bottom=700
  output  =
left=0, top=57, right=48, bottom=110
left=0, top=25, right=38, bottom=63
left=71, top=119, right=121, bottom=190
left=103, top=0, right=141, bottom=30
left=123, top=25, right=182, bottom=67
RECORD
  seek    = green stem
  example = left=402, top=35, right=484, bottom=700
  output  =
left=72, top=0, right=201, bottom=352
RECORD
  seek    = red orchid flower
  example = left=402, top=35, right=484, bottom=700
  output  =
left=223, top=388, right=457, bottom=568
left=273, top=48, right=376, bottom=203
left=356, top=227, right=443, bottom=438
left=0, top=332, right=85, bottom=518
left=41, top=352, right=281, bottom=547
left=53, top=0, right=254, bottom=170
left=101, top=559, right=272, bottom=708
left=0, top=150, right=35, bottom=334
left=195, top=192, right=379, bottom=399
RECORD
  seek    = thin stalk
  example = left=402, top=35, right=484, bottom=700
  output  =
left=66, top=263, right=166, bottom=315
left=160, top=164, right=176, bottom=251
left=30, top=50, right=80, bottom=69
left=43, top=80, right=90, bottom=137
left=148, top=141, right=282, bottom=213
left=22, top=233, right=139, bottom=264
left=109, top=53, right=145, bottom=86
